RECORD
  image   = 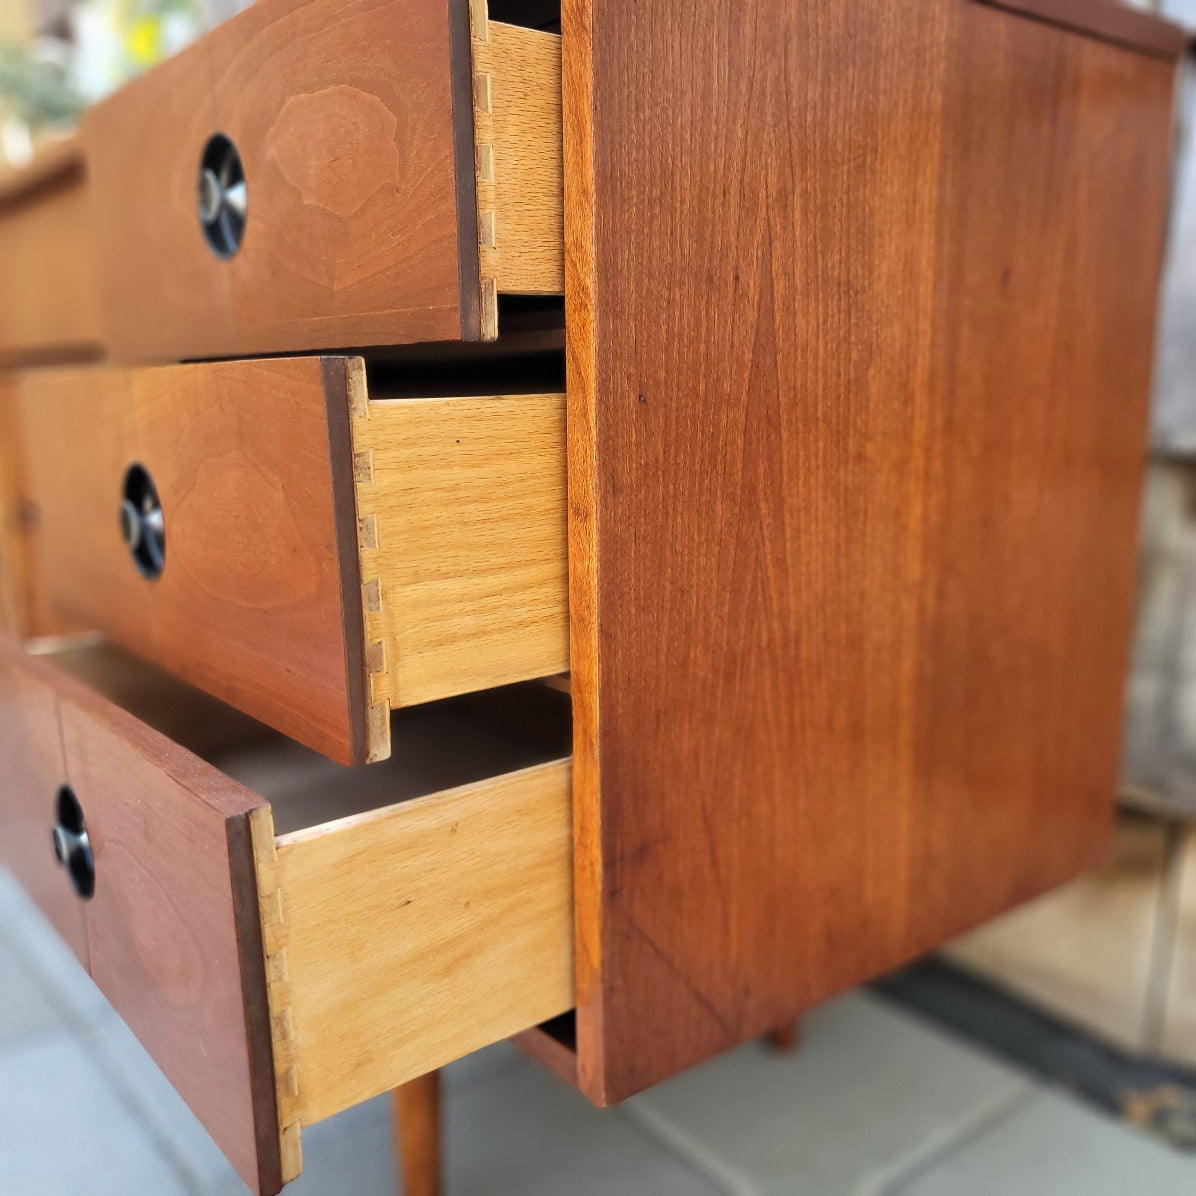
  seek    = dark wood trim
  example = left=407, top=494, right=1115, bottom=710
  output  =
left=321, top=357, right=371, bottom=767
left=973, top=0, right=1186, bottom=60
left=449, top=0, right=484, bottom=340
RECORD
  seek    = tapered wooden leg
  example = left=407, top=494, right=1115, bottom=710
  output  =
left=392, top=1071, right=441, bottom=1196
left=765, top=1017, right=803, bottom=1052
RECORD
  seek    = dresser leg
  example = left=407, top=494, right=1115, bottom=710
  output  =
left=766, top=1018, right=802, bottom=1052
left=392, top=1070, right=442, bottom=1196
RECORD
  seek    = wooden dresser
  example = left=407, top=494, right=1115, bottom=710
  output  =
left=0, top=0, right=1184, bottom=1191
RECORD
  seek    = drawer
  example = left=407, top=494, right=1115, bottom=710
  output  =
left=0, top=638, right=573, bottom=1195
left=0, top=139, right=103, bottom=366
left=81, top=0, right=562, bottom=361
left=9, top=356, right=568, bottom=765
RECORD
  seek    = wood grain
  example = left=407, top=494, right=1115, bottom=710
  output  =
left=0, top=162, right=104, bottom=366
left=354, top=391, right=569, bottom=733
left=131, top=357, right=370, bottom=766
left=0, top=641, right=282, bottom=1193
left=55, top=665, right=281, bottom=1195
left=0, top=638, right=89, bottom=965
left=15, top=369, right=155, bottom=650
left=975, top=0, right=1186, bottom=59
left=565, top=0, right=1177, bottom=1102
left=83, top=34, right=234, bottom=362
left=475, top=20, right=565, bottom=295
left=212, top=0, right=474, bottom=353
left=264, top=759, right=574, bottom=1126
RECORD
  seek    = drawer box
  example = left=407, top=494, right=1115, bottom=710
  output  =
left=81, top=0, right=561, bottom=361
left=9, top=357, right=568, bottom=765
left=0, top=639, right=573, bottom=1195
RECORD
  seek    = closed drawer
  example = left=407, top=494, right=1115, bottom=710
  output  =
left=0, top=140, right=103, bottom=366
left=9, top=356, right=568, bottom=765
left=0, top=638, right=573, bottom=1195
left=81, top=0, right=561, bottom=361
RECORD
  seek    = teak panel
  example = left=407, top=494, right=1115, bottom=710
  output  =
left=0, top=146, right=103, bottom=365
left=130, top=358, right=368, bottom=765
left=975, top=0, right=1185, bottom=59
left=0, top=643, right=88, bottom=964
left=211, top=0, right=475, bottom=352
left=353, top=388, right=569, bottom=733
left=0, top=640, right=280, bottom=1195
left=83, top=35, right=233, bottom=362
left=565, top=0, right=1178, bottom=1102
left=15, top=370, right=154, bottom=650
left=259, top=759, right=574, bottom=1127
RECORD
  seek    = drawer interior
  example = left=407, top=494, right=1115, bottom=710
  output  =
left=40, top=642, right=575, bottom=1183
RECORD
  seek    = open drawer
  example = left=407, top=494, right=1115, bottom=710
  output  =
left=9, top=355, right=568, bottom=766
left=0, top=637, right=573, bottom=1194
left=80, top=0, right=561, bottom=361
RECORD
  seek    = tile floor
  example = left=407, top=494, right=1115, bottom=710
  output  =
left=1, top=868, right=1193, bottom=1196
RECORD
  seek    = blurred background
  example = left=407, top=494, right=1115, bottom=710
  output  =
left=3, top=0, right=1196, bottom=1193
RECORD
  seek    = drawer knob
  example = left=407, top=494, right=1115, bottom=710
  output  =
left=51, top=785, right=94, bottom=901
left=120, top=463, right=165, bottom=580
left=198, top=133, right=247, bottom=259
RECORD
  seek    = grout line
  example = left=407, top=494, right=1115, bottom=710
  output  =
left=856, top=1083, right=1033, bottom=1196
left=615, top=1100, right=760, bottom=1196
left=75, top=1013, right=213, bottom=1196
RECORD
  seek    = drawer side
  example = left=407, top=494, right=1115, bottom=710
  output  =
left=351, top=384, right=570, bottom=761
left=259, top=758, right=574, bottom=1128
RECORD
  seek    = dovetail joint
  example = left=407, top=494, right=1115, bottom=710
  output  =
left=349, top=396, right=393, bottom=760
left=250, top=808, right=303, bottom=1179
left=472, top=31, right=498, bottom=326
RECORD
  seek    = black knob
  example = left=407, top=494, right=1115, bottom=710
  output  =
left=52, top=785, right=94, bottom=901
left=120, top=463, right=165, bottom=580
left=198, top=133, right=247, bottom=259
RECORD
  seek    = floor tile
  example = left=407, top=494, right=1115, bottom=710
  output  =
left=0, top=1029, right=191, bottom=1196
left=623, top=991, right=1034, bottom=1196
left=890, top=1088, right=1196, bottom=1196
left=84, top=1005, right=243, bottom=1194
left=0, top=931, right=68, bottom=1044
left=447, top=1055, right=725, bottom=1196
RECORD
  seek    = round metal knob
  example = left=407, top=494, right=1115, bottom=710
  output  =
left=120, top=463, right=165, bottom=580
left=52, top=785, right=94, bottom=901
left=198, top=133, right=247, bottom=259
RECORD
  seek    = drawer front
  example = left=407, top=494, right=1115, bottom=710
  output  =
left=0, top=644, right=89, bottom=964
left=0, top=639, right=574, bottom=1195
left=85, top=0, right=478, bottom=361
left=0, top=142, right=104, bottom=365
left=14, top=358, right=568, bottom=765
left=16, top=371, right=155, bottom=650
left=0, top=641, right=278, bottom=1194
